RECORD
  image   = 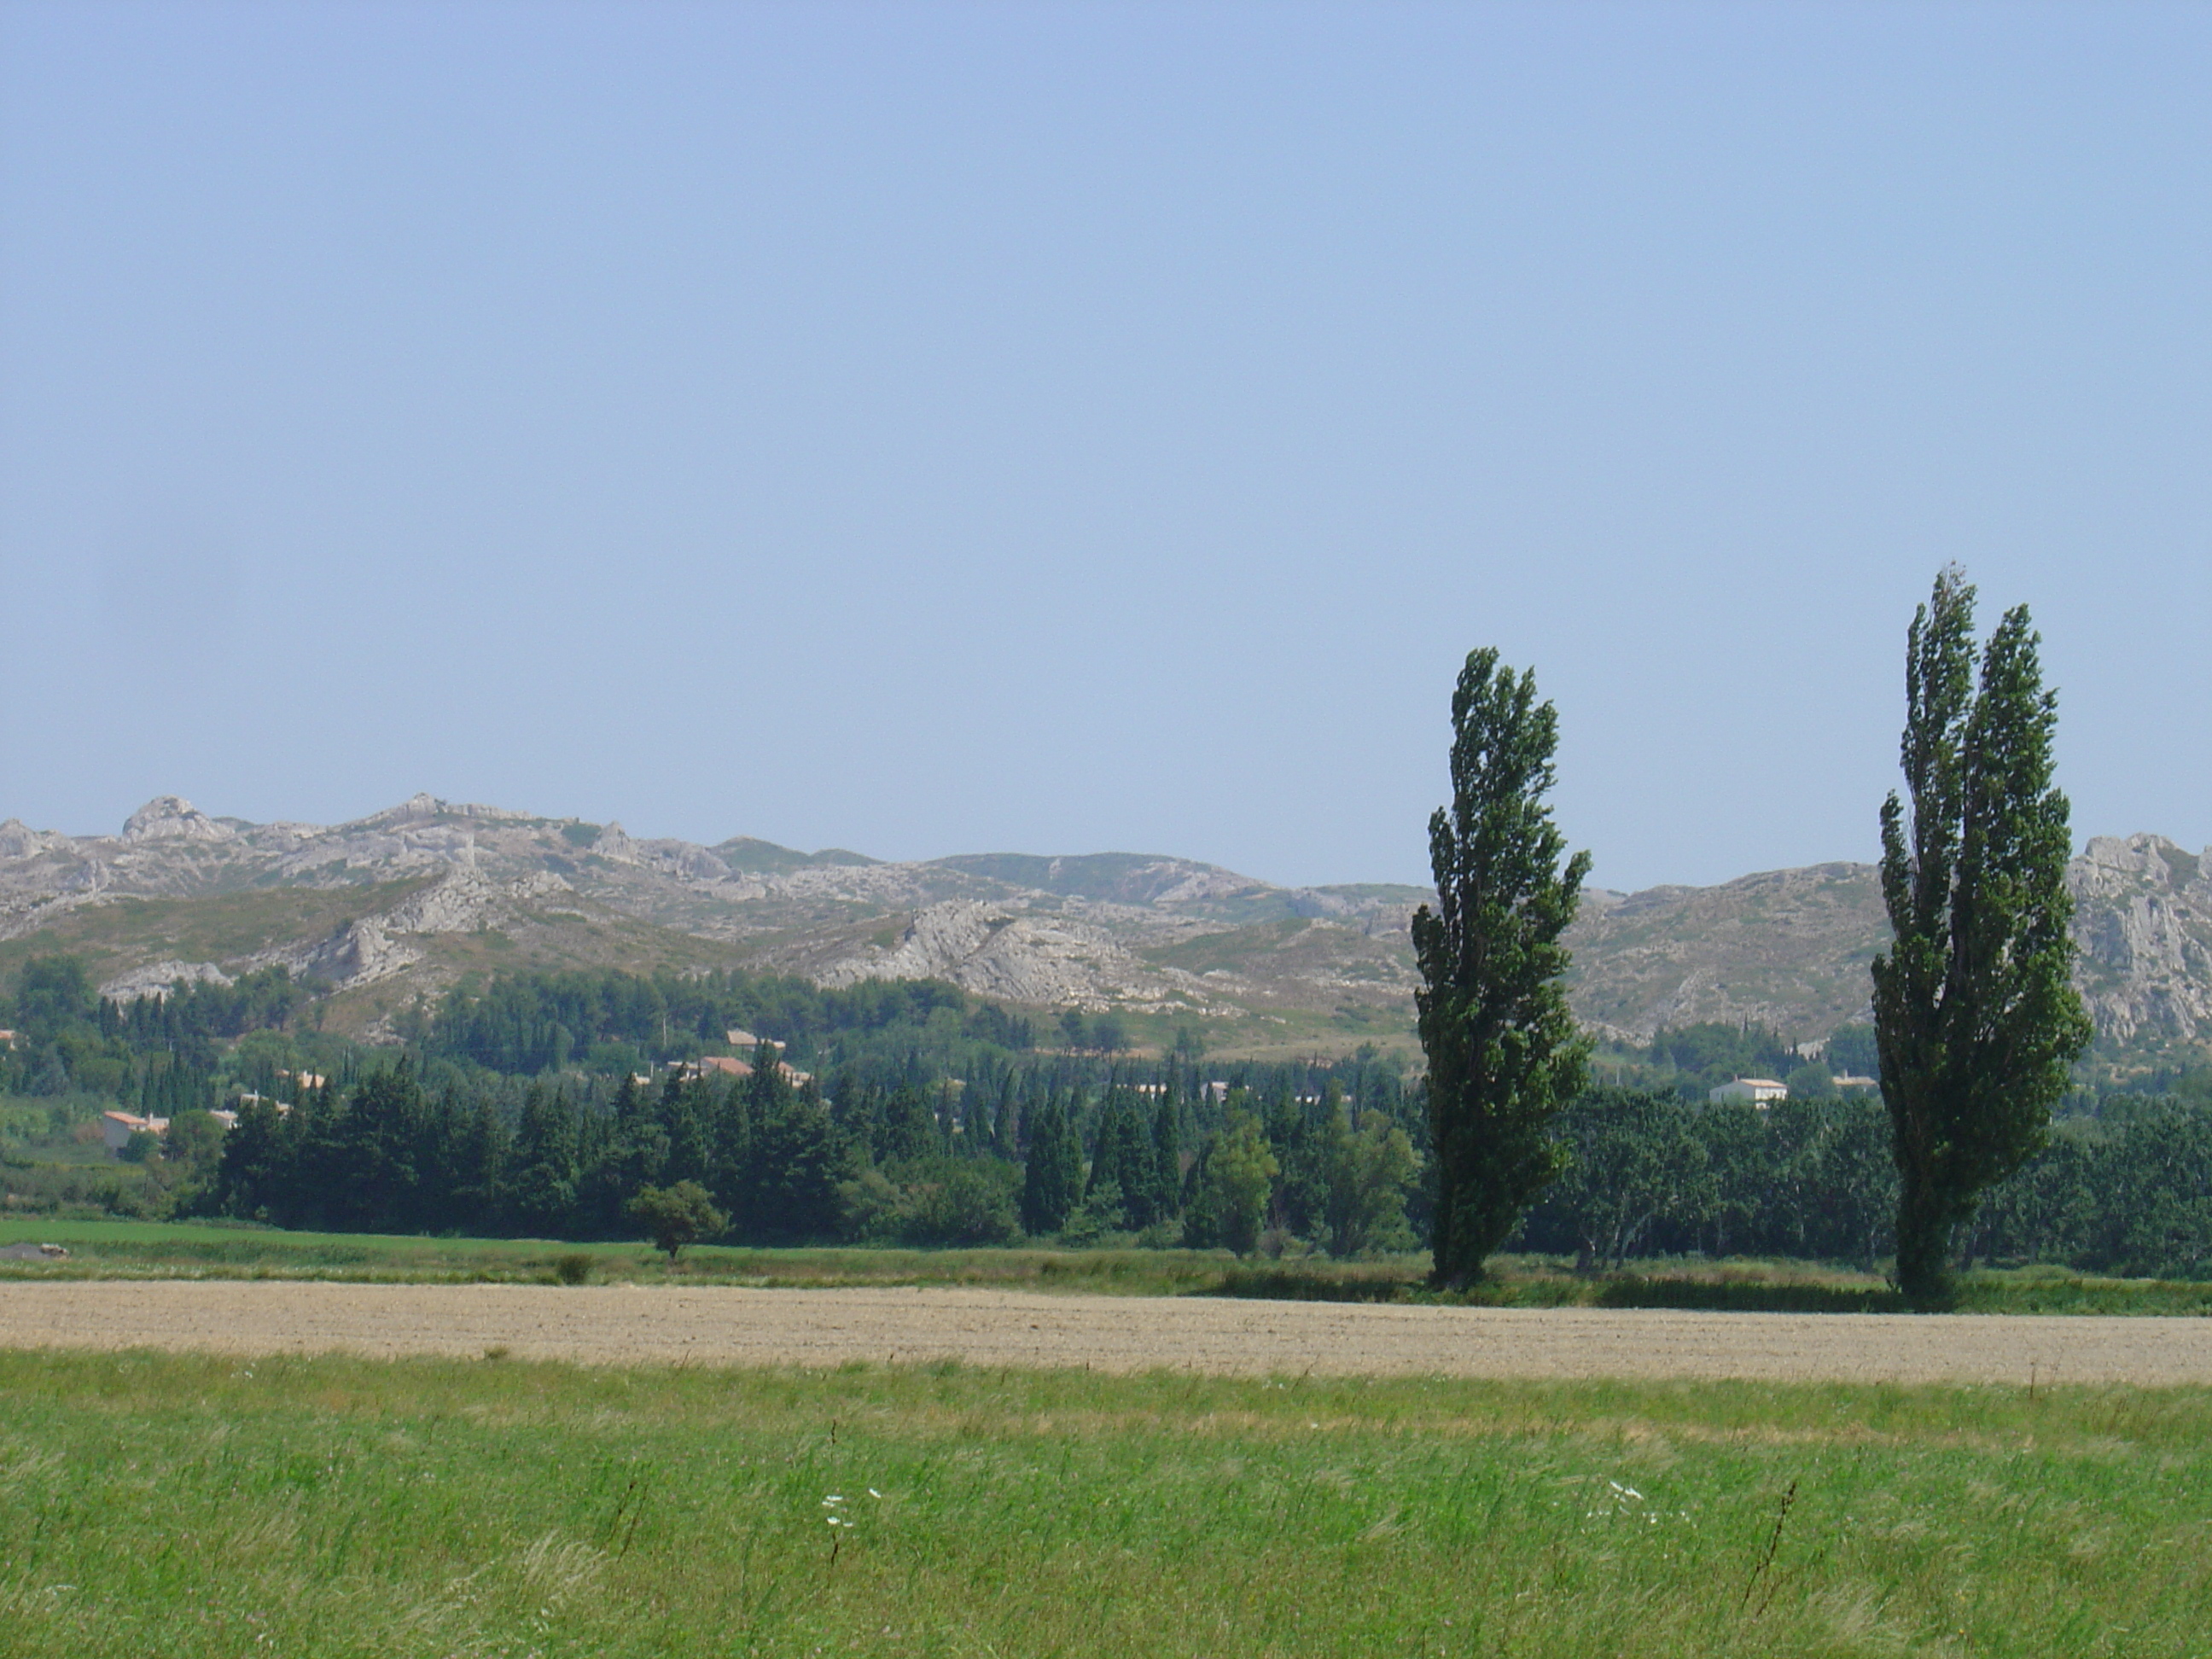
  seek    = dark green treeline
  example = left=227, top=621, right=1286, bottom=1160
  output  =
left=10, top=958, right=2212, bottom=1275
left=202, top=1051, right=1434, bottom=1253
left=198, top=1058, right=2212, bottom=1278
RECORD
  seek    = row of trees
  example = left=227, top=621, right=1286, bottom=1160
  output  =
left=199, top=1051, right=1433, bottom=1256
left=0, top=957, right=303, bottom=1103
left=192, top=1038, right=2207, bottom=1280
left=0, top=953, right=1062, bottom=1153
left=1418, top=569, right=2093, bottom=1301
left=401, top=967, right=1037, bottom=1076
left=1521, top=1089, right=2212, bottom=1283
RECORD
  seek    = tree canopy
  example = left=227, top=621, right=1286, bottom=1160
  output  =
left=1871, top=567, right=2093, bottom=1302
left=1412, top=647, right=1589, bottom=1286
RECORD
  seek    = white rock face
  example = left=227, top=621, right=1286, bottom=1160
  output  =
left=2068, top=834, right=2212, bottom=1047
left=817, top=899, right=1197, bottom=1010
left=120, top=796, right=235, bottom=843
left=592, top=824, right=731, bottom=883
left=0, top=819, right=76, bottom=862
left=251, top=866, right=580, bottom=991
left=267, top=917, right=421, bottom=991
left=358, top=792, right=531, bottom=829
left=1150, top=866, right=1266, bottom=905
left=383, top=867, right=568, bottom=934
left=97, top=960, right=234, bottom=1002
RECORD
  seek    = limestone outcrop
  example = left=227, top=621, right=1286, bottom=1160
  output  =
left=2068, top=834, right=2212, bottom=1050
left=96, top=960, right=234, bottom=1002
left=119, top=796, right=236, bottom=843
left=3, top=789, right=2211, bottom=1061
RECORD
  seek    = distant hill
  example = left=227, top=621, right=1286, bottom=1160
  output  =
left=3, top=794, right=2207, bottom=1068
left=1561, top=833, right=2212, bottom=1073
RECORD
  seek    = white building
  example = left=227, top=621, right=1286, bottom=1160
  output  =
left=1708, top=1077, right=1789, bottom=1107
left=101, top=1110, right=168, bottom=1153
left=102, top=1105, right=247, bottom=1155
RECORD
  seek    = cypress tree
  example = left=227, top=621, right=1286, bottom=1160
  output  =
left=992, top=1073, right=1019, bottom=1160
left=1871, top=568, right=2093, bottom=1303
left=509, top=1085, right=582, bottom=1237
left=661, top=1074, right=709, bottom=1187
left=872, top=1084, right=934, bottom=1163
left=739, top=1072, right=845, bottom=1243
left=1150, top=1086, right=1183, bottom=1226
left=1412, top=647, right=1591, bottom=1286
left=335, top=1062, right=432, bottom=1232
left=1020, top=1092, right=1082, bottom=1236
left=449, top=1091, right=509, bottom=1231
left=210, top=1094, right=290, bottom=1224
left=1086, top=1086, right=1144, bottom=1224
left=703, top=1075, right=754, bottom=1220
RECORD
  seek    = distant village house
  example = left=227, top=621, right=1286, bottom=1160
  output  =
left=101, top=1102, right=257, bottom=1156
left=672, top=1055, right=813, bottom=1087
left=1708, top=1077, right=1789, bottom=1107
left=101, top=1110, right=168, bottom=1153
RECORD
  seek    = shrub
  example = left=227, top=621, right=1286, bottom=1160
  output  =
left=625, top=1181, right=725, bottom=1261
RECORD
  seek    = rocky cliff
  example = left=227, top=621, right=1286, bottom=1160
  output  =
left=1, top=794, right=2205, bottom=1064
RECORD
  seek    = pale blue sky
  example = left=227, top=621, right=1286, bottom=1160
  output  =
left=3, top=3, right=2206, bottom=891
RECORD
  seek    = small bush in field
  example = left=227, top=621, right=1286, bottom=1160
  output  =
left=552, top=1253, right=593, bottom=1285
left=626, top=1181, right=725, bottom=1261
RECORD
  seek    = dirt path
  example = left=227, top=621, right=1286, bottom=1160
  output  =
left=3, top=1282, right=2210, bottom=1384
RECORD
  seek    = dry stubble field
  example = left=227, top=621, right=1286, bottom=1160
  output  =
left=4, top=1279, right=2211, bottom=1383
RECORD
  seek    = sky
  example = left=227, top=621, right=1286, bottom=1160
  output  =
left=2, top=2, right=2206, bottom=893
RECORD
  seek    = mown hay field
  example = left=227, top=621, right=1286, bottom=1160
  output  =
left=5, top=1280, right=2212, bottom=1385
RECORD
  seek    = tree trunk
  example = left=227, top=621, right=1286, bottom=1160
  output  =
left=1894, top=1165, right=1953, bottom=1306
left=1434, top=1188, right=1487, bottom=1288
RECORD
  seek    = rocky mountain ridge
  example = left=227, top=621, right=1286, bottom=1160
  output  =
left=2, top=795, right=2208, bottom=1065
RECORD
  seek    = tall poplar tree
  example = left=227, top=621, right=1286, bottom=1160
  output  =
left=1413, top=648, right=1590, bottom=1286
left=1871, top=568, right=2092, bottom=1303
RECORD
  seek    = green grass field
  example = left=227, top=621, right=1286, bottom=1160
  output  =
left=0, top=1350, right=2203, bottom=1656
left=6, top=1216, right=2212, bottom=1314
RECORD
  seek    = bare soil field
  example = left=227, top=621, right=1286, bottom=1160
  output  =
left=4, top=1281, right=2211, bottom=1383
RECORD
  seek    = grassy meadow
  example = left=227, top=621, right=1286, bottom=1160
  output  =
left=0, top=1349, right=2203, bottom=1657
left=5, top=1216, right=2212, bottom=1314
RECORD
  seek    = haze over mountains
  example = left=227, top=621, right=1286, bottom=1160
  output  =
left=2, top=794, right=2208, bottom=1068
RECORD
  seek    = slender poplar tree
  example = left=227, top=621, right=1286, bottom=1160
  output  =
left=1871, top=567, right=2092, bottom=1303
left=1412, top=648, right=1590, bottom=1286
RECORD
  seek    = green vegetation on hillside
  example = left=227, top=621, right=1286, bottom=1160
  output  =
left=0, top=877, right=434, bottom=992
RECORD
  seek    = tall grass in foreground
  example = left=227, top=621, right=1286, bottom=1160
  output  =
left=0, top=1352, right=2204, bottom=1657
